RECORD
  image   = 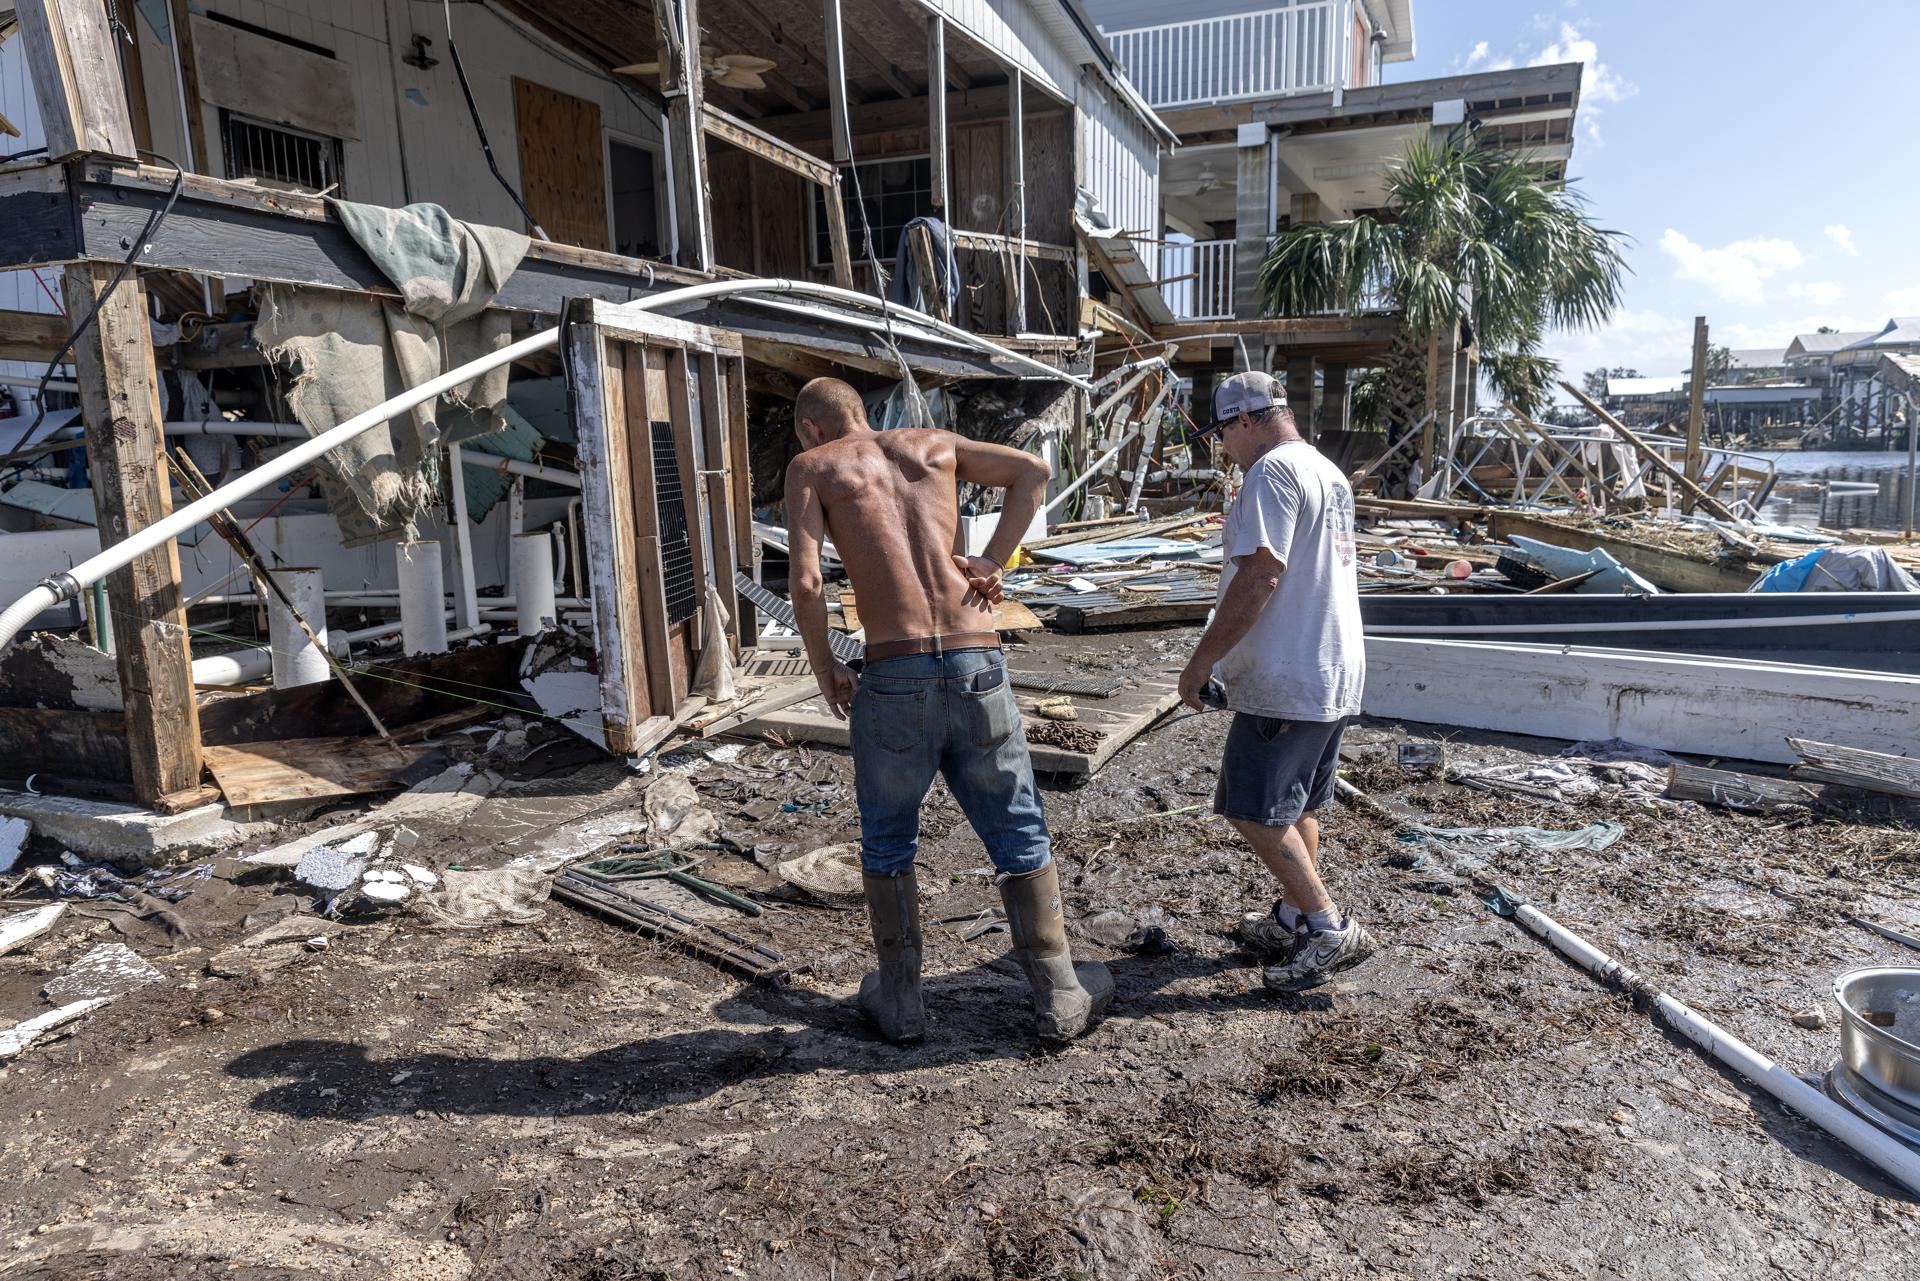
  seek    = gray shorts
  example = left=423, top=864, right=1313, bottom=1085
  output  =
left=1213, top=714, right=1348, bottom=827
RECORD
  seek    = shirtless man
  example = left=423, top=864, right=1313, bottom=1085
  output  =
left=784, top=377, right=1113, bottom=1045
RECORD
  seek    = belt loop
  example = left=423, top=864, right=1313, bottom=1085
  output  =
left=931, top=633, right=944, bottom=657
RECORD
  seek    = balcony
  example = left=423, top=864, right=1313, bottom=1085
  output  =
left=1103, top=3, right=1346, bottom=112
left=1157, top=236, right=1395, bottom=323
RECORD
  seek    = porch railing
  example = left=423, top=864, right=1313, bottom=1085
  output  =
left=1103, top=3, right=1342, bottom=112
left=1160, top=239, right=1236, bottom=322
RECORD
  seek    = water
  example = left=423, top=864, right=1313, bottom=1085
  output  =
left=1745, top=450, right=1918, bottom=533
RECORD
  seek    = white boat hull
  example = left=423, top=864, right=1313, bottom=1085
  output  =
left=1363, top=639, right=1920, bottom=765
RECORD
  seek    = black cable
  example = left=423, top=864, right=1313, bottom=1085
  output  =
left=443, top=1, right=548, bottom=241
left=2, top=150, right=188, bottom=468
left=1, top=145, right=49, bottom=164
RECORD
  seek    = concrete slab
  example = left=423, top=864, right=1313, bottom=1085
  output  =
left=0, top=791, right=260, bottom=864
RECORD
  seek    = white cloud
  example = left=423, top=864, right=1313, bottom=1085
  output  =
left=1542, top=308, right=1692, bottom=385
left=1659, top=229, right=1806, bottom=306
left=1787, top=280, right=1844, bottom=306
left=1887, top=286, right=1920, bottom=316
left=1824, top=225, right=1858, bottom=256
left=1463, top=23, right=1635, bottom=145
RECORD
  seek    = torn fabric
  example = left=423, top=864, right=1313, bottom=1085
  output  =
left=255, top=201, right=529, bottom=545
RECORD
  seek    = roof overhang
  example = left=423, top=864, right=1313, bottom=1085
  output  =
left=1361, top=0, right=1415, bottom=63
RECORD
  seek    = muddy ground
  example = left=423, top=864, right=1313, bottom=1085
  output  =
left=3, top=627, right=1920, bottom=1280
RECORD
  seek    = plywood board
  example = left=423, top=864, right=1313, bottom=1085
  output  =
left=191, top=15, right=360, bottom=141
left=514, top=78, right=609, bottom=251
left=203, top=737, right=428, bottom=806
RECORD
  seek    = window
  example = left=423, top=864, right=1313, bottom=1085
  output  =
left=608, top=138, right=663, bottom=259
left=811, top=155, right=936, bottom=267
left=220, top=111, right=344, bottom=196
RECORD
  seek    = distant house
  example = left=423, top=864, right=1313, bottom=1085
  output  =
left=1080, top=0, right=1585, bottom=437
left=1828, top=319, right=1920, bottom=442
left=1784, top=331, right=1876, bottom=388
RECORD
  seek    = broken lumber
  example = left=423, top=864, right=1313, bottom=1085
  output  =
left=1665, top=764, right=1821, bottom=813
left=1786, top=739, right=1920, bottom=800
left=1560, top=382, right=1739, bottom=522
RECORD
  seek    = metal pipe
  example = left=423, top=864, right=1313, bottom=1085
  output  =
left=2, top=278, right=1085, bottom=654
left=266, top=567, right=330, bottom=688
left=1506, top=897, right=1920, bottom=1199
left=511, top=530, right=557, bottom=636
left=396, top=540, right=449, bottom=656
left=1043, top=426, right=1142, bottom=518
left=1904, top=393, right=1916, bottom=543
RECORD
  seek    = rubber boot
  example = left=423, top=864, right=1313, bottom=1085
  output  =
left=999, top=862, right=1114, bottom=1043
left=857, top=870, right=926, bottom=1043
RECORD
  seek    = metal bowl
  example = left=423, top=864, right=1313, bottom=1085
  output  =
left=1833, top=966, right=1920, bottom=1115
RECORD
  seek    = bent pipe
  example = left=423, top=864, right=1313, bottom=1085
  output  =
left=0, top=279, right=1087, bottom=653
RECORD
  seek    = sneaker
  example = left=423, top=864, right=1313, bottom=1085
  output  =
left=1261, top=916, right=1376, bottom=993
left=1237, top=903, right=1306, bottom=960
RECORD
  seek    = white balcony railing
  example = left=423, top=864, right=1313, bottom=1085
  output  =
left=1104, top=2, right=1343, bottom=112
left=1160, top=239, right=1236, bottom=322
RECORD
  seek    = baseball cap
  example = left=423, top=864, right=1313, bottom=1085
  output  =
left=1205, top=370, right=1280, bottom=434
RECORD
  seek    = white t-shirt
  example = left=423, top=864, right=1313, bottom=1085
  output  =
left=1210, top=440, right=1364, bottom=721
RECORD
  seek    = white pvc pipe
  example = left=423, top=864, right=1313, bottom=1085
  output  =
left=511, top=531, right=557, bottom=637
left=396, top=541, right=449, bottom=656
left=1043, top=427, right=1142, bottom=518
left=191, top=615, right=487, bottom=687
left=459, top=453, right=582, bottom=489
left=1, top=278, right=1085, bottom=654
left=267, top=567, right=330, bottom=688
left=1508, top=899, right=1920, bottom=1198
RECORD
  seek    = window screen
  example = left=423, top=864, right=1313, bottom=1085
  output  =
left=811, top=155, right=936, bottom=266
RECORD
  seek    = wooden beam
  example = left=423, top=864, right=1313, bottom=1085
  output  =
left=907, top=223, right=947, bottom=323
left=0, top=308, right=68, bottom=363
left=655, top=0, right=713, bottom=270
left=928, top=15, right=949, bottom=215
left=700, top=105, right=835, bottom=186
left=61, top=263, right=202, bottom=806
left=690, top=7, right=820, bottom=113
left=110, top=0, right=155, bottom=153
left=843, top=22, right=923, bottom=101
left=18, top=0, right=136, bottom=159
left=723, top=356, right=757, bottom=644
left=1684, top=315, right=1709, bottom=509
left=722, top=0, right=868, bottom=104
left=824, top=173, right=856, bottom=290
left=754, top=82, right=1042, bottom=147
left=1561, top=381, right=1739, bottom=522
left=950, top=228, right=1075, bottom=262
left=822, top=0, right=853, bottom=167
left=1006, top=69, right=1025, bottom=333
left=164, top=0, right=209, bottom=171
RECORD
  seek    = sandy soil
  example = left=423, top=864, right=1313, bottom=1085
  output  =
left=3, top=628, right=1919, bottom=1280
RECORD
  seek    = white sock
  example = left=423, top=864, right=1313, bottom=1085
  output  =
left=1304, top=906, right=1342, bottom=934
left=1274, top=901, right=1304, bottom=931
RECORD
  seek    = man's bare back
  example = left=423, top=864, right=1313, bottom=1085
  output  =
left=793, top=428, right=978, bottom=646
left=785, top=381, right=1051, bottom=716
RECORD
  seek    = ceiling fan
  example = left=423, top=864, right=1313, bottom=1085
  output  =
left=1163, top=163, right=1226, bottom=196
left=615, top=49, right=779, bottom=91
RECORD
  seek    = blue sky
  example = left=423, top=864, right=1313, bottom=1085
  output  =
left=1383, top=0, right=1920, bottom=391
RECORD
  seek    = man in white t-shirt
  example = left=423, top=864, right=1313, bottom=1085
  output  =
left=1176, top=371, right=1375, bottom=992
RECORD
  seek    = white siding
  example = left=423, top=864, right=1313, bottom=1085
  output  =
left=1076, top=69, right=1158, bottom=238
left=0, top=32, right=59, bottom=391
left=920, top=0, right=1076, bottom=101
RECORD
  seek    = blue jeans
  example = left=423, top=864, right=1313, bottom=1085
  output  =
left=848, top=648, right=1052, bottom=878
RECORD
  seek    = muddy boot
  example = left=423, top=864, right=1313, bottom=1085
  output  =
left=858, top=871, right=926, bottom=1043
left=999, top=863, right=1114, bottom=1043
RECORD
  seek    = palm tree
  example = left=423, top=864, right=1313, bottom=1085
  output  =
left=1259, top=134, right=1626, bottom=435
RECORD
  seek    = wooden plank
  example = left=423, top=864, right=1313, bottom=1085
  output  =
left=823, top=0, right=853, bottom=167
left=17, top=0, right=135, bottom=160
left=1685, top=316, right=1709, bottom=505
left=664, top=348, right=709, bottom=615
left=654, top=0, right=713, bottom=269
left=624, top=344, right=678, bottom=715
left=824, top=173, right=857, bottom=291
left=1005, top=68, right=1026, bottom=334
left=1561, top=382, right=1738, bottom=522
left=907, top=223, right=947, bottom=323
left=1665, top=763, right=1821, bottom=813
left=928, top=15, right=949, bottom=215
left=512, top=77, right=609, bottom=249
left=700, top=106, right=836, bottom=186
left=165, top=0, right=210, bottom=171
left=62, top=263, right=202, bottom=806
left=567, top=312, right=643, bottom=755
left=1483, top=511, right=1757, bottom=594
left=0, top=705, right=132, bottom=785
left=695, top=352, right=742, bottom=654
left=197, top=645, right=530, bottom=746
left=189, top=14, right=359, bottom=141
left=0, top=308, right=68, bottom=363
left=1787, top=739, right=1920, bottom=800
left=115, top=0, right=154, bottom=154
left=203, top=737, right=427, bottom=807
left=724, top=356, right=757, bottom=644
left=947, top=230, right=1079, bottom=264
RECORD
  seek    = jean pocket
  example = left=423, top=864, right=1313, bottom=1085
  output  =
left=959, top=678, right=1017, bottom=746
left=859, top=686, right=927, bottom=753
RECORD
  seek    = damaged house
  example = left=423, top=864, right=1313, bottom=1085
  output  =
left=0, top=0, right=1176, bottom=813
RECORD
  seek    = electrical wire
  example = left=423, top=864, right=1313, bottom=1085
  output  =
left=442, top=0, right=548, bottom=240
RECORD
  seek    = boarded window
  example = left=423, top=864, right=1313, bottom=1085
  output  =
left=513, top=78, right=609, bottom=251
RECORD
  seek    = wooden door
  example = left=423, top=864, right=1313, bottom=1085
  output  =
left=512, top=78, right=608, bottom=251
